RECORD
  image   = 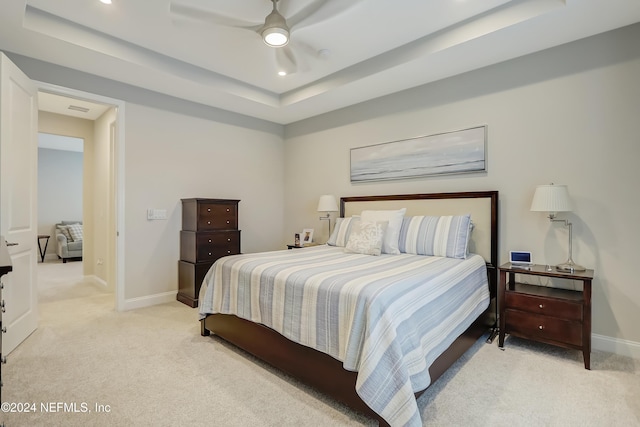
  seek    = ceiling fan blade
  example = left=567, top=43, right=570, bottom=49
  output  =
left=274, top=46, right=298, bottom=75
left=169, top=2, right=262, bottom=30
left=287, top=0, right=365, bottom=30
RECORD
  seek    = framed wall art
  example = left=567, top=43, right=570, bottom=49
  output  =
left=350, top=125, right=487, bottom=182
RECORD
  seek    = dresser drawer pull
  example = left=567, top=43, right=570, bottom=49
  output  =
left=227, top=238, right=231, bottom=242
left=208, top=253, right=212, bottom=256
left=207, top=221, right=211, bottom=225
left=1, top=326, right=6, bottom=333
left=539, top=304, right=544, bottom=309
left=226, top=220, right=230, bottom=224
left=207, top=208, right=211, bottom=212
left=208, top=239, right=212, bottom=243
left=226, top=208, right=230, bottom=212
left=538, top=325, right=544, bottom=330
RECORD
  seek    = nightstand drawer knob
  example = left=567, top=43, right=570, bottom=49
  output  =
left=207, top=221, right=211, bottom=225
left=1, top=326, right=6, bottom=333
left=539, top=304, right=544, bottom=309
left=207, top=208, right=211, bottom=212
left=227, top=250, right=231, bottom=254
left=227, top=238, right=231, bottom=242
left=538, top=325, right=544, bottom=330
left=208, top=239, right=212, bottom=243
left=226, top=220, right=230, bottom=224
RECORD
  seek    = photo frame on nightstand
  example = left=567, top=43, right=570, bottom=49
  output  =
left=301, top=229, right=314, bottom=246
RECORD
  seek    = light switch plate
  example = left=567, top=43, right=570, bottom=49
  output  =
left=147, top=208, right=167, bottom=220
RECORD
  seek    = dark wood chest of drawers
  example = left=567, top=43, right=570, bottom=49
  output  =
left=178, top=199, right=240, bottom=307
left=0, top=238, right=14, bottom=402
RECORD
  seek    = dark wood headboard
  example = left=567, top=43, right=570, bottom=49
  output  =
left=340, top=191, right=499, bottom=309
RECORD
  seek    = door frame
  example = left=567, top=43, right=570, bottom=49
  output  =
left=36, top=81, right=126, bottom=311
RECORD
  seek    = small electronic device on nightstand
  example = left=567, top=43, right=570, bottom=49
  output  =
left=509, top=251, right=532, bottom=269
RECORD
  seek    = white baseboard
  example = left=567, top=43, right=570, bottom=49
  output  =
left=87, top=275, right=108, bottom=288
left=592, top=334, right=640, bottom=360
left=122, top=291, right=177, bottom=311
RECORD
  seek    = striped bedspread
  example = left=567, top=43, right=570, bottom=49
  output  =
left=199, top=245, right=489, bottom=426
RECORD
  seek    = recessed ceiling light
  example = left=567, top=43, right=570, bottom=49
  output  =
left=278, top=71, right=287, bottom=76
left=100, top=0, right=112, bottom=4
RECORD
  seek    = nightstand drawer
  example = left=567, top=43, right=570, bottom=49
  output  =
left=505, top=292, right=582, bottom=321
left=505, top=309, right=582, bottom=347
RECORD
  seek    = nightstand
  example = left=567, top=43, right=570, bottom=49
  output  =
left=287, top=243, right=319, bottom=249
left=498, top=263, right=594, bottom=369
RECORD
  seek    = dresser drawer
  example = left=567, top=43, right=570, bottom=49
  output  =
left=178, top=260, right=214, bottom=307
left=197, top=203, right=237, bottom=231
left=180, top=231, right=241, bottom=263
left=505, top=309, right=582, bottom=347
left=182, top=199, right=239, bottom=231
left=505, top=291, right=582, bottom=321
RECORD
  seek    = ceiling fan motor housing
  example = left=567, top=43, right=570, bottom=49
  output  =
left=261, top=0, right=289, bottom=47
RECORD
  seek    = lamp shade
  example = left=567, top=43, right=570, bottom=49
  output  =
left=530, top=184, right=572, bottom=213
left=317, top=195, right=339, bottom=212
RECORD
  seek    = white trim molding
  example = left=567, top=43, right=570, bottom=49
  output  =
left=122, top=291, right=177, bottom=311
left=87, top=274, right=108, bottom=288
left=592, top=334, right=640, bottom=360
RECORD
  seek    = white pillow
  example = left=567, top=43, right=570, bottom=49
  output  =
left=360, top=208, right=406, bottom=255
left=344, top=220, right=388, bottom=256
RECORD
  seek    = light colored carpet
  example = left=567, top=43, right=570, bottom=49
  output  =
left=2, top=261, right=639, bottom=426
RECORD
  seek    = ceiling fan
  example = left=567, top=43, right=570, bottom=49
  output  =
left=169, top=0, right=363, bottom=75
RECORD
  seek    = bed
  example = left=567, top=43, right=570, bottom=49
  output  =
left=199, top=191, right=498, bottom=426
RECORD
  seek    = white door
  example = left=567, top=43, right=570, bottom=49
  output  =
left=0, top=52, right=38, bottom=354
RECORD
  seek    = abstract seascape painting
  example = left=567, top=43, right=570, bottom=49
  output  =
left=350, top=125, right=486, bottom=182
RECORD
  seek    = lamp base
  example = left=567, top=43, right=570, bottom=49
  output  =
left=556, top=259, right=586, bottom=273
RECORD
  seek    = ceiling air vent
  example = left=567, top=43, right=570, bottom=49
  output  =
left=68, top=105, right=90, bottom=113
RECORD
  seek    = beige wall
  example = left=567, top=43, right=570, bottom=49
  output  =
left=284, top=24, right=640, bottom=351
left=122, top=104, right=285, bottom=300
left=91, top=108, right=117, bottom=284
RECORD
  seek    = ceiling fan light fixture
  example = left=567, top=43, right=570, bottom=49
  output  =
left=263, top=26, right=289, bottom=47
left=261, top=0, right=289, bottom=47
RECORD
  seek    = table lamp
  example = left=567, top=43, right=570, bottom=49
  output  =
left=317, top=195, right=339, bottom=236
left=530, top=183, right=585, bottom=272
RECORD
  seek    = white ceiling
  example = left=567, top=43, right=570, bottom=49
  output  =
left=1, top=0, right=639, bottom=125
